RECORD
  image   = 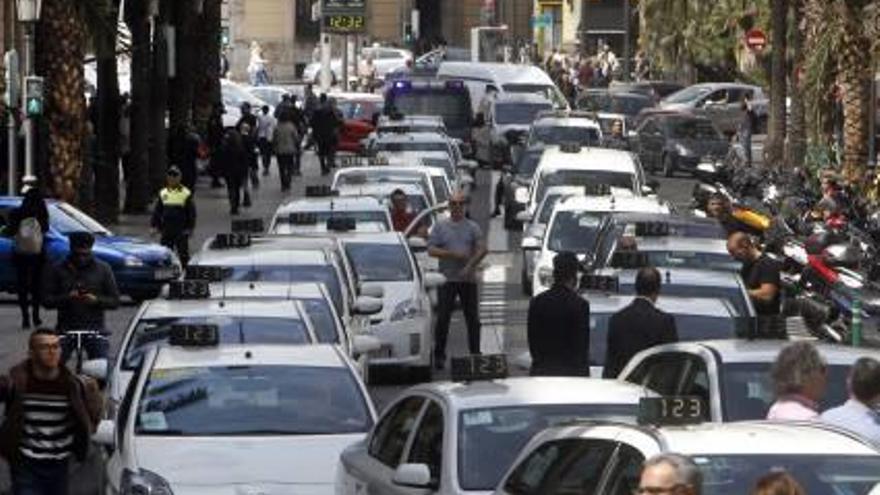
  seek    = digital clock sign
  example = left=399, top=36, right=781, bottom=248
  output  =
left=323, top=13, right=367, bottom=33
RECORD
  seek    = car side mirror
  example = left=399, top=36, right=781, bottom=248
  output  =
left=353, top=296, right=383, bottom=316
left=92, top=419, right=115, bottom=446
left=359, top=283, right=385, bottom=298
left=521, top=236, right=541, bottom=251
left=81, top=359, right=109, bottom=381
left=423, top=271, right=446, bottom=289
left=408, top=237, right=428, bottom=252
left=516, top=211, right=533, bottom=223
left=392, top=463, right=436, bottom=489
left=352, top=334, right=382, bottom=355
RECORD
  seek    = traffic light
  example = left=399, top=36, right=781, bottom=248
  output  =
left=25, top=76, right=43, bottom=117
left=3, top=50, right=19, bottom=108
left=404, top=23, right=412, bottom=44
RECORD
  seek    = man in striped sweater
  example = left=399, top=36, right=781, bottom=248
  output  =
left=0, top=328, right=101, bottom=494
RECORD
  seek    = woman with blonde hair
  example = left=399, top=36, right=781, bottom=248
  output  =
left=752, top=471, right=807, bottom=495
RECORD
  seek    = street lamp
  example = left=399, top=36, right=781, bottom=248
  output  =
left=16, top=0, right=42, bottom=187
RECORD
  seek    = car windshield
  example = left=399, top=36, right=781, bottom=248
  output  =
left=49, top=203, right=111, bottom=236
left=611, top=248, right=739, bottom=272
left=537, top=169, right=636, bottom=200
left=431, top=177, right=450, bottom=203
left=391, top=93, right=471, bottom=129
left=250, top=89, right=283, bottom=106
left=502, top=84, right=567, bottom=109
left=272, top=211, right=391, bottom=234
left=222, top=82, right=265, bottom=108
left=547, top=211, right=603, bottom=252
left=458, top=404, right=639, bottom=491
left=299, top=298, right=341, bottom=345
left=495, top=103, right=553, bottom=125
left=514, top=151, right=544, bottom=177
left=375, top=141, right=449, bottom=153
left=667, top=118, right=721, bottom=140
left=617, top=280, right=750, bottom=318
left=381, top=124, right=445, bottom=134
left=691, top=455, right=880, bottom=494
left=589, top=312, right=741, bottom=366
left=344, top=243, right=413, bottom=282
left=421, top=158, right=455, bottom=181
left=721, top=363, right=851, bottom=421
left=219, top=264, right=344, bottom=315
left=136, top=365, right=372, bottom=436
left=530, top=125, right=600, bottom=146
left=578, top=94, right=651, bottom=115
left=538, top=194, right=568, bottom=224
left=337, top=100, right=380, bottom=120
left=664, top=85, right=714, bottom=104
left=123, top=316, right=310, bottom=370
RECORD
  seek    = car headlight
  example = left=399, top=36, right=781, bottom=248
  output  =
left=675, top=143, right=692, bottom=156
left=537, top=266, right=554, bottom=288
left=514, top=187, right=529, bottom=204
left=124, top=256, right=144, bottom=267
left=121, top=468, right=174, bottom=495
left=390, top=298, right=425, bottom=322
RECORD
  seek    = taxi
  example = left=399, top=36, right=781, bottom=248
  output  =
left=336, top=182, right=433, bottom=219
left=371, top=132, right=477, bottom=188
left=336, top=355, right=656, bottom=495
left=496, top=414, right=880, bottom=494
left=526, top=110, right=603, bottom=148
left=619, top=339, right=880, bottom=422
left=525, top=195, right=670, bottom=296
left=332, top=165, right=452, bottom=207
left=335, top=231, right=446, bottom=379
left=268, top=186, right=392, bottom=234
left=375, top=114, right=447, bottom=135
left=94, top=337, right=376, bottom=495
left=598, top=235, right=738, bottom=273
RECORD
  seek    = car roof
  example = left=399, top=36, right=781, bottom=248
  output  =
left=274, top=196, right=386, bottom=214
left=671, top=339, right=880, bottom=365
left=153, top=343, right=346, bottom=370
left=556, top=196, right=668, bottom=214
left=495, top=93, right=554, bottom=105
left=206, top=281, right=326, bottom=300
left=331, top=231, right=405, bottom=245
left=378, top=115, right=445, bottom=126
left=587, top=294, right=736, bottom=318
left=597, top=266, right=740, bottom=287
left=141, top=298, right=309, bottom=320
left=438, top=62, right=553, bottom=83
left=630, top=237, right=729, bottom=254
left=336, top=182, right=426, bottom=197
left=327, top=91, right=384, bottom=103
left=410, top=377, right=655, bottom=411
left=193, top=248, right=330, bottom=266
left=537, top=146, right=640, bottom=174
left=610, top=213, right=726, bottom=238
left=336, top=166, right=435, bottom=179
left=684, top=82, right=760, bottom=91
left=534, top=114, right=601, bottom=128
left=374, top=132, right=449, bottom=143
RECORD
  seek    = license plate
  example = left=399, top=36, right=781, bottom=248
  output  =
left=370, top=345, right=394, bottom=359
left=154, top=268, right=176, bottom=280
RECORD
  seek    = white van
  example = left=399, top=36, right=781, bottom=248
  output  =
left=436, top=62, right=569, bottom=114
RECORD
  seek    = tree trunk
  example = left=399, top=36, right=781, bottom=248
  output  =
left=837, top=0, right=870, bottom=183
left=149, top=0, right=170, bottom=195
left=193, top=0, right=222, bottom=138
left=35, top=0, right=86, bottom=202
left=765, top=0, right=788, bottom=168
left=168, top=0, right=197, bottom=133
left=124, top=0, right=152, bottom=213
left=786, top=0, right=807, bottom=168
left=94, top=0, right=121, bottom=223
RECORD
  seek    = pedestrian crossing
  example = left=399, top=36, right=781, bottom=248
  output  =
left=478, top=252, right=529, bottom=355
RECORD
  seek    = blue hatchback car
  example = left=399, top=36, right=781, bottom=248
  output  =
left=0, top=197, right=181, bottom=301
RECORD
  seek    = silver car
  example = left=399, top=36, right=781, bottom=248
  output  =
left=660, top=82, right=768, bottom=135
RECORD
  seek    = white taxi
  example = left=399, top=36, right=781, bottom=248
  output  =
left=336, top=355, right=656, bottom=495
left=333, top=165, right=452, bottom=206
left=94, top=340, right=376, bottom=495
left=525, top=195, right=669, bottom=296
left=268, top=187, right=392, bottom=234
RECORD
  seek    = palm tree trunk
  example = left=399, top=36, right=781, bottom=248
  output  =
left=149, top=0, right=170, bottom=194
left=168, top=0, right=197, bottom=132
left=765, top=0, right=788, bottom=168
left=94, top=0, right=121, bottom=223
left=786, top=0, right=807, bottom=168
left=836, top=0, right=870, bottom=183
left=193, top=0, right=222, bottom=138
left=124, top=0, right=151, bottom=213
left=36, top=0, right=86, bottom=202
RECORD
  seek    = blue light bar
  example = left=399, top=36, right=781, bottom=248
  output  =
left=393, top=80, right=412, bottom=90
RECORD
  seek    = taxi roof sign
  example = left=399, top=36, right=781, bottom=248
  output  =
left=212, top=233, right=251, bottom=249
left=450, top=354, right=508, bottom=382
left=305, top=185, right=338, bottom=198
left=184, top=265, right=230, bottom=282
left=634, top=221, right=670, bottom=237
left=168, top=280, right=211, bottom=300
left=231, top=218, right=265, bottom=234
left=338, top=156, right=389, bottom=168
left=637, top=396, right=706, bottom=426
left=169, top=324, right=220, bottom=347
left=583, top=183, right=611, bottom=196
left=580, top=274, right=619, bottom=292
left=289, top=212, right=319, bottom=225
left=559, top=142, right=582, bottom=154
left=327, top=217, right=356, bottom=232
left=610, top=251, right=650, bottom=269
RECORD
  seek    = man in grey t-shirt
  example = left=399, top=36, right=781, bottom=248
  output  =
left=428, top=191, right=488, bottom=369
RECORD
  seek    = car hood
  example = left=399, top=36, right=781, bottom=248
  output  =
left=375, top=281, right=419, bottom=320
left=96, top=235, right=172, bottom=261
left=136, top=434, right=365, bottom=489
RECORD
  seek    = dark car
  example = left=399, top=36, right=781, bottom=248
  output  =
left=384, top=79, right=475, bottom=154
left=576, top=90, right=654, bottom=117
left=609, top=80, right=686, bottom=105
left=632, top=112, right=729, bottom=177
left=501, top=145, right=546, bottom=229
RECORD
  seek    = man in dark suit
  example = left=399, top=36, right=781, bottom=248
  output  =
left=603, top=267, right=678, bottom=378
left=527, top=252, right=591, bottom=376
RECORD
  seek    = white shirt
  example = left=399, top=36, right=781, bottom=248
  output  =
left=257, top=113, right=276, bottom=140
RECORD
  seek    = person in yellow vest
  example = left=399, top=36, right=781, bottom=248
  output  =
left=151, top=166, right=196, bottom=266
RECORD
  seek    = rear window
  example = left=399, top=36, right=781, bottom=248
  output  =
left=667, top=118, right=721, bottom=140
left=387, top=92, right=472, bottom=130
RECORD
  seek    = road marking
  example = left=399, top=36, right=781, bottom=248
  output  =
left=487, top=171, right=511, bottom=253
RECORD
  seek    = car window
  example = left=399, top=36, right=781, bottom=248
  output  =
left=344, top=242, right=414, bottom=283
left=679, top=356, right=712, bottom=419
left=625, top=352, right=690, bottom=396
left=368, top=396, right=425, bottom=467
left=117, top=362, right=143, bottom=450
left=503, top=438, right=616, bottom=495
left=407, top=401, right=444, bottom=484
left=603, top=443, right=646, bottom=495
left=431, top=177, right=449, bottom=203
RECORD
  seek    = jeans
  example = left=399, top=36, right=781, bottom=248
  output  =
left=60, top=330, right=109, bottom=364
left=11, top=458, right=69, bottom=495
left=258, top=138, right=273, bottom=170
left=14, top=253, right=43, bottom=325
left=740, top=129, right=753, bottom=167
left=277, top=154, right=294, bottom=189
left=434, top=282, right=481, bottom=358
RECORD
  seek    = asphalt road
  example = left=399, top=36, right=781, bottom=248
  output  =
left=0, top=149, right=699, bottom=493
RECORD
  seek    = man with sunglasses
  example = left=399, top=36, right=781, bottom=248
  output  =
left=428, top=191, right=487, bottom=369
left=636, top=453, right=702, bottom=495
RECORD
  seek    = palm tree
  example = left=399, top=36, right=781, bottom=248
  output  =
left=764, top=0, right=788, bottom=168
left=836, top=0, right=871, bottom=183
left=123, top=0, right=151, bottom=213
left=786, top=0, right=807, bottom=168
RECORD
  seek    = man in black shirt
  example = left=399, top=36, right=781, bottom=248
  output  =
left=527, top=252, right=590, bottom=376
left=728, top=232, right=785, bottom=337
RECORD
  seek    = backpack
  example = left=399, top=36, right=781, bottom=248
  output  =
left=14, top=217, right=43, bottom=255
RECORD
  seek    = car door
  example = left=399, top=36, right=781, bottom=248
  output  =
left=400, top=400, right=445, bottom=493
left=622, top=351, right=692, bottom=396
left=636, top=120, right=660, bottom=171
left=0, top=205, right=16, bottom=290
left=341, top=396, right=426, bottom=495
left=699, top=89, right=729, bottom=132
left=499, top=438, right=618, bottom=494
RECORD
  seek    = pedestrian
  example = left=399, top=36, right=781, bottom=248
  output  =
left=767, top=341, right=827, bottom=420
left=727, top=231, right=784, bottom=337
left=527, top=252, right=590, bottom=376
left=256, top=105, right=276, bottom=176
left=207, top=102, right=226, bottom=189
left=603, top=267, right=678, bottom=378
left=118, top=94, right=131, bottom=186
left=42, top=232, right=119, bottom=361
left=272, top=111, right=300, bottom=190
left=0, top=328, right=102, bottom=495
left=247, top=41, right=270, bottom=86
left=311, top=94, right=342, bottom=175
left=273, top=94, right=293, bottom=121
left=7, top=187, right=49, bottom=329
left=706, top=193, right=761, bottom=236
left=303, top=84, right=319, bottom=124
left=602, top=119, right=629, bottom=150
left=740, top=94, right=756, bottom=167
left=637, top=453, right=702, bottom=495
left=821, top=357, right=880, bottom=444
left=389, top=188, right=427, bottom=237
left=751, top=472, right=807, bottom=495
left=218, top=127, right=250, bottom=215
left=151, top=166, right=196, bottom=266
left=428, top=191, right=488, bottom=369
left=239, top=120, right=259, bottom=194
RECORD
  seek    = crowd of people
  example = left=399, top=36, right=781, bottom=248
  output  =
left=543, top=44, right=652, bottom=105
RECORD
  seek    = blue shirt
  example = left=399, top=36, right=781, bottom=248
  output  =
left=821, top=399, right=880, bottom=445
